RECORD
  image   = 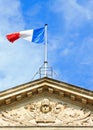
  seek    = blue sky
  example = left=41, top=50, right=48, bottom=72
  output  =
left=0, top=0, right=93, bottom=91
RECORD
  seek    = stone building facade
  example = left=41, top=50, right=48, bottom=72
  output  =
left=0, top=77, right=93, bottom=128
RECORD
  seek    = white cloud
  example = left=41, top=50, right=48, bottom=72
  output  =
left=77, top=37, right=93, bottom=65
left=0, top=0, right=24, bottom=33
left=0, top=0, right=44, bottom=91
left=61, top=48, right=71, bottom=56
left=51, top=0, right=93, bottom=30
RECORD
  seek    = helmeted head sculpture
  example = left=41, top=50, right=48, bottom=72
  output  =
left=40, top=98, right=51, bottom=113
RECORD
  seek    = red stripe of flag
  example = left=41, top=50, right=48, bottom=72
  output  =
left=6, top=33, right=20, bottom=43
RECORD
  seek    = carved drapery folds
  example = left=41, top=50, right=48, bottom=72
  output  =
left=0, top=98, right=93, bottom=126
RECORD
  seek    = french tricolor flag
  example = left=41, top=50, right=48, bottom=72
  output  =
left=6, top=27, right=45, bottom=43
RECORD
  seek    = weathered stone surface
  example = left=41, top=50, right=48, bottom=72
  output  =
left=0, top=98, right=93, bottom=126
left=0, top=77, right=93, bottom=126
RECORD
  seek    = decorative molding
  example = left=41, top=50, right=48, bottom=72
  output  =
left=0, top=98, right=93, bottom=126
left=59, top=91, right=65, bottom=97
left=0, top=77, right=93, bottom=108
left=26, top=91, right=32, bottom=97
left=5, top=98, right=11, bottom=104
left=48, top=88, right=53, bottom=93
left=16, top=95, right=22, bottom=101
left=70, top=95, right=76, bottom=101
left=82, top=98, right=87, bottom=104
left=38, top=88, right=43, bottom=94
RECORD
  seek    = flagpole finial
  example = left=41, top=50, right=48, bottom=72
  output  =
left=45, top=24, right=48, bottom=26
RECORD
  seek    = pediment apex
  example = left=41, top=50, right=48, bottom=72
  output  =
left=0, top=77, right=93, bottom=108
left=0, top=77, right=93, bottom=97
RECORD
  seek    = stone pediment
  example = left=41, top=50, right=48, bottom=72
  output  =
left=0, top=98, right=93, bottom=126
left=0, top=77, right=93, bottom=126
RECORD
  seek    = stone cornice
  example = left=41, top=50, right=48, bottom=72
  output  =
left=0, top=77, right=93, bottom=108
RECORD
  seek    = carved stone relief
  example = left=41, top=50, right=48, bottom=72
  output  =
left=0, top=98, right=93, bottom=126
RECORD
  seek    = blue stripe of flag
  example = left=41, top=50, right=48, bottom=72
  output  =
left=32, top=27, right=45, bottom=44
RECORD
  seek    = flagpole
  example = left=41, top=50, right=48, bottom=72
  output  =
left=44, top=24, right=48, bottom=77
left=32, top=24, right=57, bottom=80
